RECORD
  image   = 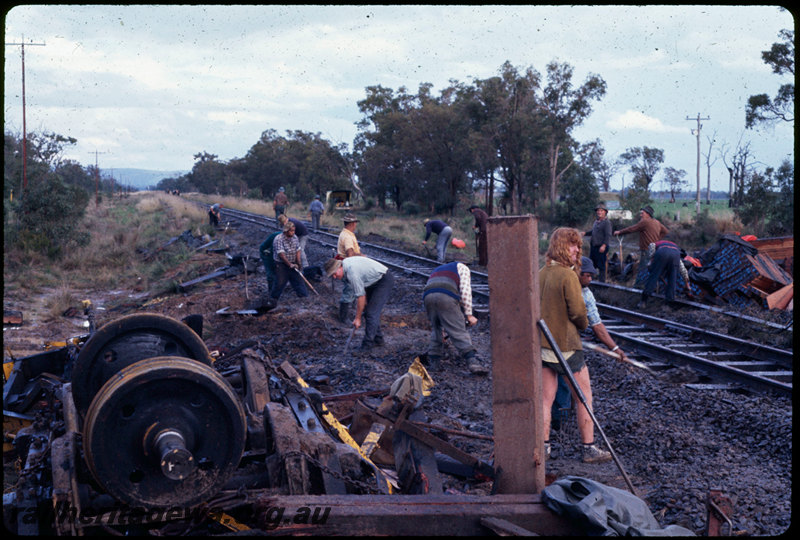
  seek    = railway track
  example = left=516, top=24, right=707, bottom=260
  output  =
left=215, top=205, right=793, bottom=396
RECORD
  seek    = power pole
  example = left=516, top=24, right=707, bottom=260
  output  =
left=686, top=113, right=710, bottom=216
left=89, top=150, right=109, bottom=206
left=5, top=35, right=46, bottom=200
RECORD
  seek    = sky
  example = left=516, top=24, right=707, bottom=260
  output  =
left=4, top=5, right=794, bottom=192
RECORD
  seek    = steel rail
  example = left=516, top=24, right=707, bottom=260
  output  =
left=212, top=204, right=792, bottom=395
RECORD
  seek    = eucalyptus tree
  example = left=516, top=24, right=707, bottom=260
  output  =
left=466, top=61, right=544, bottom=214
left=538, top=61, right=607, bottom=208
left=746, top=29, right=794, bottom=128
left=354, top=85, right=419, bottom=210
left=618, top=146, right=663, bottom=212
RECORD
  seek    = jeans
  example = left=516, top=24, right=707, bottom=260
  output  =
left=435, top=226, right=453, bottom=263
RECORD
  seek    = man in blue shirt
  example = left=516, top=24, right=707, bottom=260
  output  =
left=309, top=195, right=325, bottom=231
left=324, top=256, right=394, bottom=352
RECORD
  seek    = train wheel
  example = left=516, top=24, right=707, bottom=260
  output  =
left=82, top=356, right=246, bottom=509
left=71, top=313, right=211, bottom=416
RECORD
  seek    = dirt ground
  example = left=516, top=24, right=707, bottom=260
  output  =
left=3, top=224, right=792, bottom=535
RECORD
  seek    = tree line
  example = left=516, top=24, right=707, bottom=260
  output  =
left=4, top=34, right=793, bottom=259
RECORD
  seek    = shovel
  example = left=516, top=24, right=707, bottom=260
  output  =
left=538, top=319, right=638, bottom=496
left=294, top=267, right=319, bottom=295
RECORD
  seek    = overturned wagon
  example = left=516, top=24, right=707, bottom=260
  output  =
left=3, top=312, right=571, bottom=536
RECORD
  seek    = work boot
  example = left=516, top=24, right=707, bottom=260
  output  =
left=635, top=295, right=648, bottom=310
left=464, top=351, right=489, bottom=376
left=359, top=339, right=375, bottom=352
left=373, top=335, right=384, bottom=346
left=338, top=302, right=350, bottom=323
left=582, top=443, right=612, bottom=464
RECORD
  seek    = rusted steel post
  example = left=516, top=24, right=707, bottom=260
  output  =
left=487, top=215, right=544, bottom=493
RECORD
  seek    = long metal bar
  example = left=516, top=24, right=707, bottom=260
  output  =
left=538, top=319, right=638, bottom=496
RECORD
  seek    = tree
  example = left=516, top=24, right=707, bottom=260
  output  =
left=663, top=167, right=687, bottom=203
left=538, top=61, right=607, bottom=208
left=618, top=146, right=663, bottom=212
left=746, top=29, right=794, bottom=128
left=554, top=163, right=599, bottom=226
left=582, top=140, right=618, bottom=192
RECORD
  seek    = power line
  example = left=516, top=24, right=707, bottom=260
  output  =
left=5, top=35, right=46, bottom=199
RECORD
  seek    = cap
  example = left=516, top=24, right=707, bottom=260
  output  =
left=314, top=194, right=320, bottom=199
left=279, top=187, right=285, bottom=192
left=324, top=258, right=342, bottom=277
left=641, top=205, right=655, bottom=217
left=342, top=213, right=359, bottom=223
left=595, top=203, right=607, bottom=212
left=580, top=256, right=598, bottom=276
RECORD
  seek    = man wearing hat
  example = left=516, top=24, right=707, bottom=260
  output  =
left=324, top=256, right=394, bottom=352
left=584, top=203, right=613, bottom=282
left=613, top=205, right=668, bottom=286
left=468, top=205, right=489, bottom=266
left=208, top=203, right=223, bottom=227
left=335, top=213, right=363, bottom=322
left=309, top=194, right=325, bottom=231
left=273, top=187, right=289, bottom=220
left=270, top=221, right=308, bottom=301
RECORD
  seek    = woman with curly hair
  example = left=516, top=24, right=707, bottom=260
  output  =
left=539, top=227, right=611, bottom=463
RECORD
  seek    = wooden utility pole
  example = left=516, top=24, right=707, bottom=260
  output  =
left=5, top=35, right=46, bottom=199
left=686, top=113, right=710, bottom=216
left=89, top=150, right=109, bottom=206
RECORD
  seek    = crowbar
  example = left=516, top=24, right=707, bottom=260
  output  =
left=538, top=319, right=638, bottom=496
left=293, top=267, right=319, bottom=295
left=581, top=341, right=658, bottom=375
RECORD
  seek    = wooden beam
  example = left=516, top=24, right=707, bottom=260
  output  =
left=251, top=493, right=575, bottom=535
left=487, top=216, right=545, bottom=494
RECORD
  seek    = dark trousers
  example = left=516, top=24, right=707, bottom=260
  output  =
left=590, top=245, right=607, bottom=283
left=362, top=271, right=394, bottom=343
left=643, top=246, right=681, bottom=301
left=271, top=262, right=308, bottom=300
left=476, top=232, right=488, bottom=266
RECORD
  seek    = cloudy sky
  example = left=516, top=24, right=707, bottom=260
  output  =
left=4, top=5, right=793, bottom=191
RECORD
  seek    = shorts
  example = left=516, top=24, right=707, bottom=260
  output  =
left=542, top=349, right=585, bottom=375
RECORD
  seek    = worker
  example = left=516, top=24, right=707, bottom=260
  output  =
left=422, top=262, right=488, bottom=375
left=337, top=213, right=362, bottom=258
left=208, top=203, right=223, bottom=227
left=324, top=256, right=394, bottom=352
left=259, top=230, right=281, bottom=294
left=584, top=203, right=613, bottom=283
left=638, top=239, right=691, bottom=309
left=613, top=205, right=668, bottom=286
left=334, top=213, right=364, bottom=322
left=422, top=219, right=453, bottom=263
left=309, top=194, right=325, bottom=231
left=551, top=257, right=629, bottom=432
left=539, top=227, right=611, bottom=464
left=270, top=221, right=308, bottom=301
left=468, top=205, right=489, bottom=267
left=278, top=214, right=309, bottom=268
left=273, top=187, right=289, bottom=220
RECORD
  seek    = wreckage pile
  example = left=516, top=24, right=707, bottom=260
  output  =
left=686, top=235, right=793, bottom=310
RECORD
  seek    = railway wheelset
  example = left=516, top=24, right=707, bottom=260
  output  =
left=69, top=312, right=247, bottom=509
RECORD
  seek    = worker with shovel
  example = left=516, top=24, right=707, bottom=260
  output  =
left=270, top=221, right=308, bottom=302
left=324, top=256, right=394, bottom=353
left=539, top=228, right=611, bottom=464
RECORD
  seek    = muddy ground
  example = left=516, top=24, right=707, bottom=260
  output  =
left=3, top=224, right=792, bottom=536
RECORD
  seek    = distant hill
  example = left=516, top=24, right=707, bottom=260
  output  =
left=104, top=168, right=189, bottom=190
